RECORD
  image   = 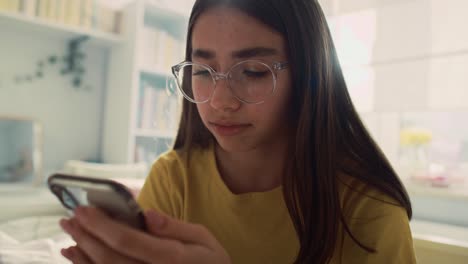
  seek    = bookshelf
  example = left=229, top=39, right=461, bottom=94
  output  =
left=0, top=10, right=122, bottom=47
left=139, top=65, right=171, bottom=80
left=102, top=0, right=189, bottom=166
left=0, top=1, right=123, bottom=47
left=134, top=129, right=176, bottom=139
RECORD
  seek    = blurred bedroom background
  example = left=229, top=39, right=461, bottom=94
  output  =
left=0, top=0, right=467, bottom=263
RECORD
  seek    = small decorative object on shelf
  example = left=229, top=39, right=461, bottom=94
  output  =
left=398, top=112, right=468, bottom=189
left=13, top=35, right=91, bottom=90
left=400, top=127, right=433, bottom=183
left=61, top=35, right=89, bottom=89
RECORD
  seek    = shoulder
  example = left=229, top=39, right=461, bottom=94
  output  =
left=335, top=173, right=415, bottom=262
left=149, top=145, right=212, bottom=183
left=336, top=172, right=412, bottom=243
left=337, top=173, right=404, bottom=219
left=151, top=149, right=184, bottom=173
left=137, top=146, right=209, bottom=217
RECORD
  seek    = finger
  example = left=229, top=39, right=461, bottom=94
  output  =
left=61, top=246, right=93, bottom=264
left=73, top=207, right=186, bottom=262
left=145, top=210, right=218, bottom=248
left=60, top=218, right=139, bottom=264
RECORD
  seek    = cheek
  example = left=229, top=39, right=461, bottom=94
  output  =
left=196, top=104, right=210, bottom=123
left=275, top=77, right=293, bottom=115
left=249, top=99, right=286, bottom=125
left=257, top=84, right=293, bottom=125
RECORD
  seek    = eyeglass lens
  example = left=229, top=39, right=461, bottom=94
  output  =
left=176, top=61, right=275, bottom=103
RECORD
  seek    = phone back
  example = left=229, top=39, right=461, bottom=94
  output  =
left=48, top=174, right=146, bottom=230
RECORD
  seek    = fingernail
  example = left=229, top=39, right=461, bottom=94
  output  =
left=61, top=248, right=73, bottom=258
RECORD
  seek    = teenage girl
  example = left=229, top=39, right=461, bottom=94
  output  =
left=59, top=0, right=416, bottom=263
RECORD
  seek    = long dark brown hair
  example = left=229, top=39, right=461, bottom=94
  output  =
left=173, top=0, right=412, bottom=263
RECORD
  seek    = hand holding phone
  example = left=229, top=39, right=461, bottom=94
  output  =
left=48, top=173, right=146, bottom=231
left=51, top=174, right=231, bottom=264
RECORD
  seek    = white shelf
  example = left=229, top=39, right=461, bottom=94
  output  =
left=0, top=10, right=123, bottom=47
left=139, top=66, right=172, bottom=78
left=144, top=0, right=189, bottom=22
left=404, top=180, right=468, bottom=201
left=134, top=129, right=176, bottom=139
left=411, top=219, right=468, bottom=255
left=143, top=0, right=189, bottom=41
left=102, top=0, right=187, bottom=164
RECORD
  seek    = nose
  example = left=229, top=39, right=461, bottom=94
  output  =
left=209, top=77, right=241, bottom=112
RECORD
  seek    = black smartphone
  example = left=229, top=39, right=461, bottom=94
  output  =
left=48, top=173, right=146, bottom=231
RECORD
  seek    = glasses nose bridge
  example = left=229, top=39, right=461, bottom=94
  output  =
left=212, top=72, right=230, bottom=82
left=212, top=71, right=232, bottom=92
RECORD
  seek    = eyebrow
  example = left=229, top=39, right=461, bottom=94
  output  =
left=192, top=47, right=279, bottom=60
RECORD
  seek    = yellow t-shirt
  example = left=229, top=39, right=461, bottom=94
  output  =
left=137, top=144, right=416, bottom=264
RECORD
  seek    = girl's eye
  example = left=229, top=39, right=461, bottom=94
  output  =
left=192, top=70, right=211, bottom=77
left=243, top=70, right=269, bottom=78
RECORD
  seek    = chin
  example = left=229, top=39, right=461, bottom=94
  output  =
left=213, top=135, right=258, bottom=153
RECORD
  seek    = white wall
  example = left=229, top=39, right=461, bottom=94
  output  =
left=318, top=0, right=468, bottom=228
left=0, top=123, right=10, bottom=170
left=0, top=26, right=108, bottom=179
left=319, top=0, right=468, bottom=162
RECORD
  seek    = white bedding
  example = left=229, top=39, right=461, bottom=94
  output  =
left=0, top=215, right=74, bottom=264
left=0, top=185, right=66, bottom=222
left=0, top=180, right=145, bottom=263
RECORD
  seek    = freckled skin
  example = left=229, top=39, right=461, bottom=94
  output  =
left=191, top=7, right=293, bottom=153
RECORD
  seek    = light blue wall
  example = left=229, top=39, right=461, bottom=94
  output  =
left=0, top=26, right=108, bottom=180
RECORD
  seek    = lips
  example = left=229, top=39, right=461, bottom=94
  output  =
left=209, top=121, right=251, bottom=136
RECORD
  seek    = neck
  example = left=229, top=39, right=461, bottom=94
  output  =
left=214, top=140, right=289, bottom=194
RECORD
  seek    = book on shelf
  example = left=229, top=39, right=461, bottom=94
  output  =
left=166, top=96, right=181, bottom=131
left=139, top=79, right=180, bottom=131
left=155, top=30, right=168, bottom=68
left=163, top=32, right=176, bottom=70
left=0, top=0, right=21, bottom=12
left=138, top=25, right=186, bottom=71
left=141, top=82, right=156, bottom=129
left=80, top=0, right=93, bottom=29
left=64, top=0, right=80, bottom=26
left=139, top=26, right=158, bottom=69
left=134, top=144, right=162, bottom=164
left=134, top=145, right=146, bottom=163
left=140, top=28, right=164, bottom=69
left=178, top=40, right=186, bottom=62
left=56, top=0, right=66, bottom=23
left=36, top=0, right=48, bottom=19
left=153, top=88, right=168, bottom=130
left=47, top=0, right=59, bottom=21
left=161, top=32, right=184, bottom=70
left=20, top=0, right=36, bottom=16
left=95, top=3, right=121, bottom=33
left=0, top=0, right=122, bottom=34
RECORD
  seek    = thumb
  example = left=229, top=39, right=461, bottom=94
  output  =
left=145, top=210, right=216, bottom=247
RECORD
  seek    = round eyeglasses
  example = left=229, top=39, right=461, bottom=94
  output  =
left=171, top=60, right=288, bottom=104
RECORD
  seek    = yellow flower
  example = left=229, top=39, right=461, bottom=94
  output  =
left=400, top=128, right=433, bottom=146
